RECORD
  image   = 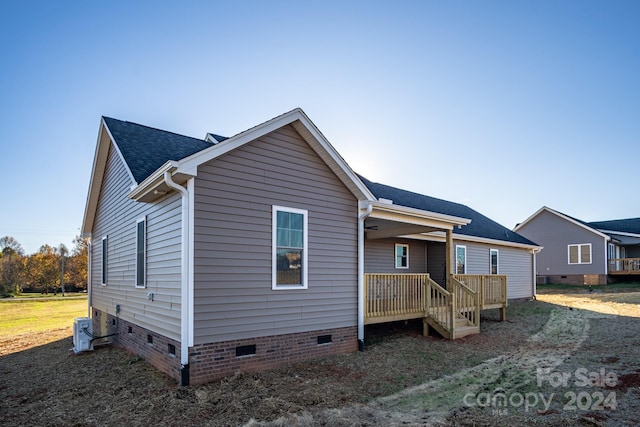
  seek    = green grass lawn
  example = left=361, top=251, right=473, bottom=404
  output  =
left=0, top=296, right=88, bottom=339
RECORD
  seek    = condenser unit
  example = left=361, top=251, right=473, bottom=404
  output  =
left=73, top=317, right=94, bottom=354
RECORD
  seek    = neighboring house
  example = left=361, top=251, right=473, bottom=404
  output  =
left=81, top=108, right=540, bottom=385
left=514, top=206, right=640, bottom=285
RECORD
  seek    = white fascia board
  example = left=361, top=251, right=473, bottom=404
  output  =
left=411, top=230, right=542, bottom=251
left=177, top=109, right=305, bottom=175
left=514, top=206, right=551, bottom=231
left=515, top=206, right=609, bottom=240
left=370, top=201, right=471, bottom=228
left=175, top=108, right=376, bottom=202
left=597, top=229, right=640, bottom=239
left=452, top=233, right=543, bottom=251
left=290, top=110, right=376, bottom=201
left=81, top=118, right=135, bottom=235
left=127, top=161, right=180, bottom=201
left=103, top=121, right=137, bottom=185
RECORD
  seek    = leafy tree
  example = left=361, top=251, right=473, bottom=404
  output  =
left=26, top=245, right=60, bottom=294
left=66, top=236, right=88, bottom=290
left=0, top=236, right=25, bottom=296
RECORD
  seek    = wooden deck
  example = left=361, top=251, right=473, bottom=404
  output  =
left=608, top=258, right=640, bottom=275
left=364, top=273, right=508, bottom=339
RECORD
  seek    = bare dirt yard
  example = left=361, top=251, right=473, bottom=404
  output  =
left=2, top=285, right=639, bottom=426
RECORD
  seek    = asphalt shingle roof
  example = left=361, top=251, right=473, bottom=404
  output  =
left=588, top=218, right=640, bottom=235
left=358, top=175, right=538, bottom=246
left=104, top=117, right=215, bottom=183
left=103, top=116, right=539, bottom=247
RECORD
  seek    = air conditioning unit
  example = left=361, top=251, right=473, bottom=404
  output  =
left=73, top=317, right=94, bottom=354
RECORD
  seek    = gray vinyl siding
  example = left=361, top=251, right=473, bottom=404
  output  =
left=193, top=124, right=358, bottom=345
left=364, top=238, right=426, bottom=273
left=90, top=144, right=182, bottom=341
left=426, top=242, right=447, bottom=286
left=517, top=210, right=607, bottom=275
left=451, top=240, right=534, bottom=299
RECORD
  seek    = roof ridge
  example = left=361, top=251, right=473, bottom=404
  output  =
left=103, top=116, right=208, bottom=143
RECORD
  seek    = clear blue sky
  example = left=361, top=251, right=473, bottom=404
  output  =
left=1, top=1, right=638, bottom=254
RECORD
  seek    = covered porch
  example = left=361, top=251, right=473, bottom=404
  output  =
left=360, top=200, right=508, bottom=340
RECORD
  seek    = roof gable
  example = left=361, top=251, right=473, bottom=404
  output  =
left=515, top=206, right=610, bottom=240
left=359, top=175, right=537, bottom=246
left=129, top=108, right=375, bottom=202
left=103, top=117, right=214, bottom=184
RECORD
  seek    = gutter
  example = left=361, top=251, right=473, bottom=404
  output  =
left=163, top=171, right=191, bottom=386
left=357, top=201, right=373, bottom=351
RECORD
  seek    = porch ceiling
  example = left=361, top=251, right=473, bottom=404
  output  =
left=363, top=201, right=471, bottom=240
left=365, top=218, right=443, bottom=239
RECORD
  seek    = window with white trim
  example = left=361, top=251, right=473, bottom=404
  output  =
left=490, top=249, right=499, bottom=275
left=272, top=206, right=308, bottom=289
left=568, top=243, right=591, bottom=264
left=136, top=217, right=146, bottom=288
left=395, top=244, right=409, bottom=269
left=456, top=245, right=466, bottom=274
left=101, top=236, right=108, bottom=285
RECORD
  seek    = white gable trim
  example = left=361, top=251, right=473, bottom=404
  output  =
left=515, top=206, right=610, bottom=241
left=81, top=118, right=136, bottom=236
left=176, top=108, right=375, bottom=201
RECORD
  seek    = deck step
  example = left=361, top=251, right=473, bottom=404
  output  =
left=454, top=324, right=480, bottom=339
left=423, top=314, right=480, bottom=340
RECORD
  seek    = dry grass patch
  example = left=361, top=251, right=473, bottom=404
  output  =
left=2, top=287, right=640, bottom=426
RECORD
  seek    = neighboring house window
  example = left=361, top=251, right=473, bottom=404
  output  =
left=136, top=217, right=146, bottom=288
left=490, top=249, right=499, bottom=274
left=456, top=245, right=466, bottom=274
left=272, top=206, right=308, bottom=289
left=395, top=244, right=409, bottom=269
left=568, top=243, right=592, bottom=264
left=101, top=236, right=108, bottom=285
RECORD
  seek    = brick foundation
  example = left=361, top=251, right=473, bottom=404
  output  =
left=188, top=326, right=358, bottom=385
left=539, top=274, right=608, bottom=286
left=92, top=309, right=357, bottom=385
left=91, top=309, right=182, bottom=382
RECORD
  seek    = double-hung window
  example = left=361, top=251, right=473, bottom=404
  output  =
left=490, top=249, right=499, bottom=274
left=568, top=243, right=591, bottom=265
left=101, top=236, right=108, bottom=285
left=395, top=244, right=409, bottom=269
left=136, top=217, right=146, bottom=288
left=456, top=245, right=467, bottom=274
left=273, top=206, right=308, bottom=289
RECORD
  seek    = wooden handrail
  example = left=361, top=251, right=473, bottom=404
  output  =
left=424, top=276, right=453, bottom=334
left=449, top=276, right=480, bottom=330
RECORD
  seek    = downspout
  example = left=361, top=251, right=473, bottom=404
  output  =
left=164, top=171, right=191, bottom=386
left=87, top=239, right=92, bottom=318
left=357, top=201, right=373, bottom=351
left=532, top=248, right=537, bottom=300
left=531, top=247, right=543, bottom=300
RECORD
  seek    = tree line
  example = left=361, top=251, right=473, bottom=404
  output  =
left=0, top=235, right=88, bottom=297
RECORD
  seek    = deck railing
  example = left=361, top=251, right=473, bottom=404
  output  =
left=364, top=273, right=428, bottom=324
left=364, top=273, right=507, bottom=330
left=449, top=276, right=480, bottom=328
left=425, top=277, right=453, bottom=334
left=608, top=258, right=640, bottom=275
left=453, top=274, right=508, bottom=309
